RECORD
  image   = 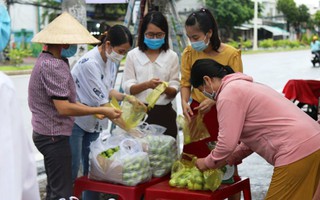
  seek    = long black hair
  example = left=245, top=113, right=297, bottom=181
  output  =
left=98, top=24, right=133, bottom=47
left=185, top=8, right=221, bottom=52
left=137, top=11, right=169, bottom=52
left=190, top=59, right=234, bottom=88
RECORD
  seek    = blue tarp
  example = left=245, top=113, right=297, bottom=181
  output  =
left=0, top=4, right=11, bottom=51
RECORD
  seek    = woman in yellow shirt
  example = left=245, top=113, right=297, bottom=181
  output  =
left=180, top=8, right=243, bottom=200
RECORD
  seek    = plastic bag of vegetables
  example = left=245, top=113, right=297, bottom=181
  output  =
left=169, top=153, right=223, bottom=192
left=89, top=133, right=152, bottom=186
left=135, top=123, right=178, bottom=177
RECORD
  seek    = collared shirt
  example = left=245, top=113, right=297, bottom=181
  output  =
left=122, top=47, right=180, bottom=105
left=180, top=44, right=243, bottom=103
left=0, top=72, right=40, bottom=200
left=71, top=46, right=117, bottom=132
left=28, top=52, right=76, bottom=136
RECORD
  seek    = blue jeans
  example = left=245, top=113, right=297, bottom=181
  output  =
left=70, top=123, right=100, bottom=200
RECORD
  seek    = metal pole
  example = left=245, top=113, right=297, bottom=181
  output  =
left=61, top=0, right=88, bottom=68
left=253, top=0, right=258, bottom=51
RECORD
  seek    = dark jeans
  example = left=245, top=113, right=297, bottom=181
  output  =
left=33, top=132, right=72, bottom=200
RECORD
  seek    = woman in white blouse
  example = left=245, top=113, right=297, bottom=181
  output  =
left=122, top=11, right=180, bottom=138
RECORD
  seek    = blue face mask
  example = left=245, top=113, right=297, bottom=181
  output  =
left=191, top=34, right=210, bottom=52
left=144, top=36, right=165, bottom=50
left=61, top=44, right=77, bottom=58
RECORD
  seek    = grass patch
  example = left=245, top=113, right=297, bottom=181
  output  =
left=0, top=65, right=33, bottom=71
left=242, top=46, right=309, bottom=55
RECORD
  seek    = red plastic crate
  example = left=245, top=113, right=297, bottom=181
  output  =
left=144, top=176, right=251, bottom=200
left=73, top=175, right=170, bottom=200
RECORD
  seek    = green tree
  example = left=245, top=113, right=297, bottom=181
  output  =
left=277, top=0, right=310, bottom=40
left=93, top=4, right=127, bottom=21
left=315, top=11, right=320, bottom=27
left=276, top=0, right=298, bottom=36
left=39, top=0, right=61, bottom=24
left=206, top=0, right=254, bottom=41
left=296, top=4, right=310, bottom=40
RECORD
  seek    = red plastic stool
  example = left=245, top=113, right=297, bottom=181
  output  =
left=144, top=176, right=252, bottom=200
left=73, top=175, right=170, bottom=200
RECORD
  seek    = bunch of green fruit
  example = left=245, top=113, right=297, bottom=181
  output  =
left=99, top=146, right=120, bottom=158
left=169, top=166, right=223, bottom=191
left=145, top=135, right=177, bottom=177
left=169, top=167, right=192, bottom=188
left=121, top=152, right=152, bottom=186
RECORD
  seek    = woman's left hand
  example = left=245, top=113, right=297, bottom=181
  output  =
left=194, top=98, right=216, bottom=114
left=196, top=158, right=209, bottom=171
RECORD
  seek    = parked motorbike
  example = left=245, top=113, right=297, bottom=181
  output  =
left=311, top=52, right=320, bottom=67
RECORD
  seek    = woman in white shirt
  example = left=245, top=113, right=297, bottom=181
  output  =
left=0, top=72, right=40, bottom=200
left=70, top=25, right=132, bottom=200
left=122, top=11, right=180, bottom=137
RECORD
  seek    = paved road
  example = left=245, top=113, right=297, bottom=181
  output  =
left=10, top=49, right=318, bottom=199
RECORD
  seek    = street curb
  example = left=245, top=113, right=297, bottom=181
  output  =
left=3, top=69, right=33, bottom=76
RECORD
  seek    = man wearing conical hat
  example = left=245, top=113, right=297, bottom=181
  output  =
left=28, top=12, right=122, bottom=200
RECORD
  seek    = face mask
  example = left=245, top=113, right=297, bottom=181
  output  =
left=106, top=49, right=125, bottom=63
left=61, top=44, right=77, bottom=58
left=144, top=36, right=165, bottom=50
left=202, top=85, right=216, bottom=99
left=191, top=34, right=210, bottom=52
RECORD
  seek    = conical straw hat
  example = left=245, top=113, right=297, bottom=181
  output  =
left=32, top=12, right=100, bottom=44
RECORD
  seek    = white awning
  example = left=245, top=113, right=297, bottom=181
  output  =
left=260, top=25, right=289, bottom=36
left=235, top=24, right=289, bottom=37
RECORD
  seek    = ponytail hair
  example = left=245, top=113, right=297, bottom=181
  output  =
left=98, top=24, right=133, bottom=47
left=185, top=8, right=221, bottom=52
left=190, top=59, right=234, bottom=88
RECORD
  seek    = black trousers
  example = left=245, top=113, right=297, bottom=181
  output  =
left=145, top=103, right=178, bottom=138
left=33, top=132, right=72, bottom=200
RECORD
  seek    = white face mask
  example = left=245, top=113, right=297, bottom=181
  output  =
left=105, top=49, right=124, bottom=63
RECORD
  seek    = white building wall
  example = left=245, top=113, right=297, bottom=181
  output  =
left=175, top=0, right=205, bottom=12
left=9, top=4, right=39, bottom=34
left=175, top=0, right=205, bottom=22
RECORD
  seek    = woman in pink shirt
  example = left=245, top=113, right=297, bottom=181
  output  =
left=190, top=58, right=320, bottom=200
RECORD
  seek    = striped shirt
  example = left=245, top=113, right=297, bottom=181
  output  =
left=28, top=52, right=76, bottom=136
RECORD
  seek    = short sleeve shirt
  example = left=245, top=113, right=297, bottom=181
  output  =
left=180, top=44, right=243, bottom=103
left=71, top=46, right=117, bottom=132
left=28, top=52, right=76, bottom=136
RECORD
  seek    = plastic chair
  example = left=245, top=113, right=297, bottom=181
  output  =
left=73, top=175, right=170, bottom=200
left=144, top=176, right=252, bottom=200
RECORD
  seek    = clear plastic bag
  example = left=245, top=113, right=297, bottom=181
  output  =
left=176, top=114, right=210, bottom=145
left=135, top=123, right=177, bottom=177
left=88, top=133, right=152, bottom=186
left=144, top=134, right=177, bottom=177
